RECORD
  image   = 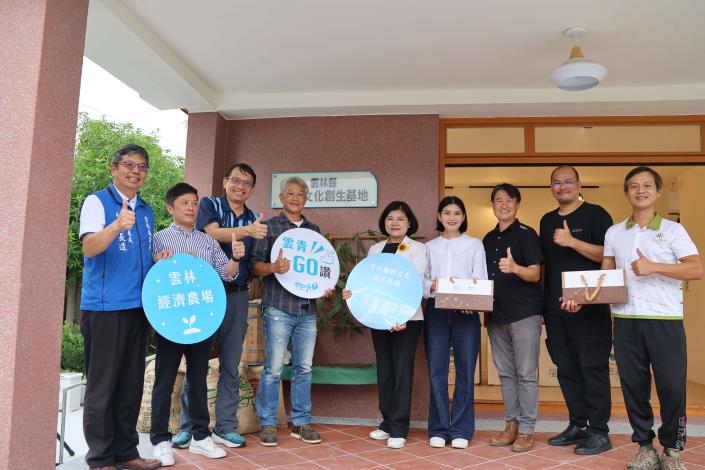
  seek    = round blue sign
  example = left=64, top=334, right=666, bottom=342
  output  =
left=142, top=253, right=227, bottom=344
left=345, top=253, right=422, bottom=330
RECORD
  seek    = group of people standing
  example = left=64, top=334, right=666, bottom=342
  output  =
left=78, top=143, right=701, bottom=470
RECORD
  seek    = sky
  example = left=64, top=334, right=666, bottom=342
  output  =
left=78, top=57, right=188, bottom=156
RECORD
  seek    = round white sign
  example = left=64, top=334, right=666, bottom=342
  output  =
left=270, top=228, right=340, bottom=299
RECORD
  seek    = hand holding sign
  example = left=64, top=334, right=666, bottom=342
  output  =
left=270, top=228, right=340, bottom=298
left=631, top=248, right=654, bottom=276
left=553, top=220, right=574, bottom=248
left=115, top=198, right=136, bottom=231
left=498, top=247, right=517, bottom=274
left=248, top=213, right=268, bottom=239
left=231, top=232, right=245, bottom=260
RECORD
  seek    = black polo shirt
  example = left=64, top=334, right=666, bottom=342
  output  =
left=539, top=202, right=613, bottom=317
left=483, top=219, right=543, bottom=324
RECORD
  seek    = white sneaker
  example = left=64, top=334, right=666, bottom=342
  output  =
left=189, top=436, right=227, bottom=459
left=430, top=437, right=446, bottom=448
left=153, top=441, right=175, bottom=466
left=451, top=438, right=469, bottom=449
left=369, top=429, right=390, bottom=440
left=387, top=437, right=406, bottom=449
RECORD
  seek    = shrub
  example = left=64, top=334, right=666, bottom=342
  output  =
left=61, top=322, right=85, bottom=374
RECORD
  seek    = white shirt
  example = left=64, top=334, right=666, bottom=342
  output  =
left=79, top=185, right=136, bottom=238
left=604, top=214, right=698, bottom=319
left=423, top=234, right=488, bottom=298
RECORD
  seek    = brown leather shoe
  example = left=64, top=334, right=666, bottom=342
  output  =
left=489, top=420, right=518, bottom=446
left=512, top=433, right=534, bottom=452
left=115, top=457, right=161, bottom=470
left=90, top=467, right=117, bottom=470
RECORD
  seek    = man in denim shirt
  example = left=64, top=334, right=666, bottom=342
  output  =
left=251, top=176, right=332, bottom=447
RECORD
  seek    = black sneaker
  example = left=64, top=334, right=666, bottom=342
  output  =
left=290, top=424, right=322, bottom=444
left=259, top=425, right=278, bottom=447
left=574, top=433, right=612, bottom=455
left=547, top=425, right=589, bottom=446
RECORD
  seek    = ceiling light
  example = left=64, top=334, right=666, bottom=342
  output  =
left=550, top=26, right=607, bottom=91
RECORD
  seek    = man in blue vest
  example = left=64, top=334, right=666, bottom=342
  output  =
left=172, top=162, right=268, bottom=450
left=79, top=144, right=160, bottom=470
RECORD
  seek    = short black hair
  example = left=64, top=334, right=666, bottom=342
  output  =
left=435, top=196, right=468, bottom=233
left=623, top=166, right=663, bottom=192
left=225, top=163, right=257, bottom=186
left=491, top=183, right=522, bottom=203
left=166, top=182, right=198, bottom=206
left=550, top=165, right=580, bottom=182
left=378, top=201, right=419, bottom=237
left=111, top=144, right=149, bottom=165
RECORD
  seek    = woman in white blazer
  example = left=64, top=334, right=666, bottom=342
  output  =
left=343, top=201, right=427, bottom=449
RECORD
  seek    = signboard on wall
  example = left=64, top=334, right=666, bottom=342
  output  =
left=271, top=171, right=378, bottom=208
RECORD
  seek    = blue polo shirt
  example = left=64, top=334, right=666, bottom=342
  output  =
left=195, top=196, right=257, bottom=287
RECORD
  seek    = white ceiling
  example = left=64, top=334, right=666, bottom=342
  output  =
left=85, top=0, right=705, bottom=119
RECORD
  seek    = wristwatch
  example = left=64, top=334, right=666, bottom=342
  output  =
left=232, top=256, right=242, bottom=262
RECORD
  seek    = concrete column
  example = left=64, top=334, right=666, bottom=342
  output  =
left=0, top=1, right=88, bottom=468
left=184, top=112, right=229, bottom=196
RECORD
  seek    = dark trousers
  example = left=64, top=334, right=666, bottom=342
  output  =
left=81, top=309, right=148, bottom=468
left=371, top=320, right=422, bottom=438
left=181, top=289, right=249, bottom=435
left=150, top=334, right=215, bottom=445
left=543, top=312, right=612, bottom=434
left=424, top=300, right=480, bottom=440
left=614, top=318, right=687, bottom=450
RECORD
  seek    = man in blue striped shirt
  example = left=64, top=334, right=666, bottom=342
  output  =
left=173, top=163, right=267, bottom=450
left=150, top=183, right=245, bottom=466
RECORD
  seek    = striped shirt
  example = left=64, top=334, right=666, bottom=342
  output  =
left=251, top=212, right=320, bottom=316
left=196, top=196, right=258, bottom=286
left=153, top=223, right=237, bottom=283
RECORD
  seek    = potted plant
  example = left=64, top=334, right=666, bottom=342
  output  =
left=60, top=322, right=85, bottom=412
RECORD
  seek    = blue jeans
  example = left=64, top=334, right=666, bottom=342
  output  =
left=256, top=306, right=317, bottom=426
left=424, top=299, right=480, bottom=441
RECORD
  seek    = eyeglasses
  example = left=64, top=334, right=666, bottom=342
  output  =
left=551, top=179, right=577, bottom=187
left=226, top=177, right=254, bottom=189
left=117, top=161, right=149, bottom=172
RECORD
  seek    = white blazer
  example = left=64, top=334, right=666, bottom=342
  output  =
left=367, top=236, right=428, bottom=321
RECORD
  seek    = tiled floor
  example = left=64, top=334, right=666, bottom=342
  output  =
left=170, top=425, right=705, bottom=469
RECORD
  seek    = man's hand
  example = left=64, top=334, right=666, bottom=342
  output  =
left=247, top=213, right=268, bottom=239
left=153, top=250, right=173, bottom=262
left=231, top=232, right=245, bottom=259
left=114, top=198, right=136, bottom=231
left=560, top=298, right=582, bottom=314
left=631, top=248, right=655, bottom=276
left=553, top=220, right=574, bottom=248
left=272, top=248, right=290, bottom=274
left=498, top=247, right=517, bottom=274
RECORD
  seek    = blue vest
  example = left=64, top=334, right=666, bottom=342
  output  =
left=80, top=185, right=155, bottom=311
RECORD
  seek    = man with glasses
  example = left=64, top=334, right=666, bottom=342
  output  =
left=539, top=165, right=614, bottom=455
left=172, top=163, right=268, bottom=450
left=79, top=144, right=160, bottom=470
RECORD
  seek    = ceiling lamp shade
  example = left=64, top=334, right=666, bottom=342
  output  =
left=550, top=26, right=607, bottom=91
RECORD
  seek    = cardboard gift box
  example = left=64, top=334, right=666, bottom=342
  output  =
left=561, top=269, right=627, bottom=305
left=435, top=278, right=494, bottom=311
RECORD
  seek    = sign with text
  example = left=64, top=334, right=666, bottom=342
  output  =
left=271, top=171, right=377, bottom=208
left=142, top=254, right=226, bottom=344
left=345, top=253, right=422, bottom=330
left=271, top=228, right=340, bottom=299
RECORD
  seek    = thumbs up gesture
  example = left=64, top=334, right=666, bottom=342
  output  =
left=553, top=220, right=574, bottom=248
left=499, top=247, right=518, bottom=274
left=231, top=232, right=245, bottom=260
left=272, top=248, right=290, bottom=274
left=631, top=248, right=654, bottom=276
left=247, top=213, right=269, bottom=239
left=115, top=198, right=136, bottom=231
